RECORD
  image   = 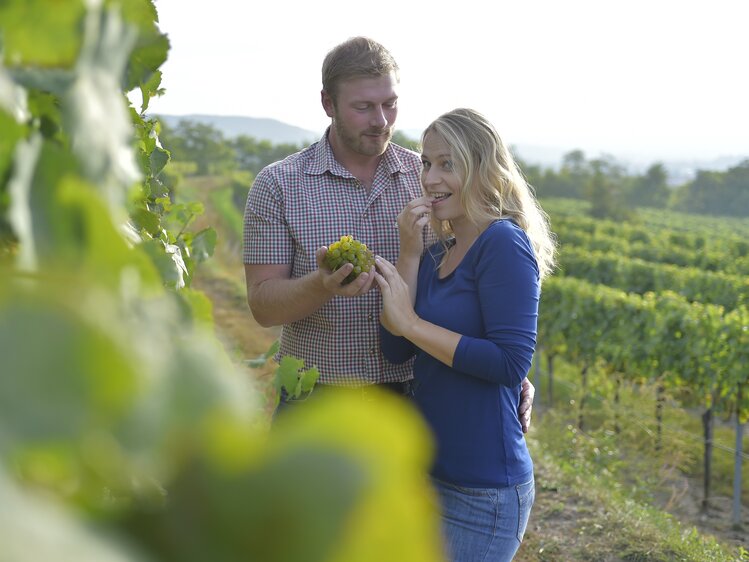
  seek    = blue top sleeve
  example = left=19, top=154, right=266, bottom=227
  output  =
left=450, top=221, right=540, bottom=386
left=379, top=324, right=416, bottom=364
left=400, top=220, right=538, bottom=487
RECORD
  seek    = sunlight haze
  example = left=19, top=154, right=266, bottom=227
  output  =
left=145, top=0, right=749, bottom=163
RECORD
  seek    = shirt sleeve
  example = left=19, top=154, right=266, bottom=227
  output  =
left=452, top=223, right=540, bottom=387
left=379, top=324, right=416, bottom=364
left=242, top=167, right=294, bottom=264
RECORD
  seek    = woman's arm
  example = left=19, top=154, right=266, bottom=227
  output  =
left=375, top=256, right=461, bottom=366
left=375, top=224, right=539, bottom=387
left=451, top=225, right=540, bottom=387
left=379, top=324, right=417, bottom=364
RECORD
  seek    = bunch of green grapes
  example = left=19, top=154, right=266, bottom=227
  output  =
left=324, top=235, right=375, bottom=284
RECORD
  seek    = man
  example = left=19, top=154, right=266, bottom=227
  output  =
left=243, top=36, right=534, bottom=426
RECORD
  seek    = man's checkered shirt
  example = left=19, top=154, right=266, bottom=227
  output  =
left=243, top=132, right=424, bottom=385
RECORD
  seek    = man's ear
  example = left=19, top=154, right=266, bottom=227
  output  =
left=321, top=90, right=335, bottom=118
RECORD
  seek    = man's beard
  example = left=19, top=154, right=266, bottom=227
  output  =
left=333, top=113, right=392, bottom=157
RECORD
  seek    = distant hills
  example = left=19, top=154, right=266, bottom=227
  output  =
left=155, top=114, right=321, bottom=146
left=155, top=114, right=745, bottom=184
left=154, top=113, right=574, bottom=168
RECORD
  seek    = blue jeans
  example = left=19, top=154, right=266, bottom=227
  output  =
left=432, top=476, right=535, bottom=562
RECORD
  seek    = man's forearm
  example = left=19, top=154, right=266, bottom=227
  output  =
left=248, top=270, right=332, bottom=327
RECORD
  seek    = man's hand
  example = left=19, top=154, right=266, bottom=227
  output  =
left=519, top=377, right=535, bottom=433
left=316, top=246, right=376, bottom=297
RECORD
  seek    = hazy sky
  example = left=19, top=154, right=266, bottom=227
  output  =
left=144, top=0, right=749, bottom=162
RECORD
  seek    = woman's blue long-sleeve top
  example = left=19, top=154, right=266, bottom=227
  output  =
left=380, top=219, right=539, bottom=488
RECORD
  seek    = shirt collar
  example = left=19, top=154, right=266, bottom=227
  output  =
left=306, top=127, right=411, bottom=177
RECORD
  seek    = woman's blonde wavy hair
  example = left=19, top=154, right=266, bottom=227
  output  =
left=421, top=108, right=557, bottom=280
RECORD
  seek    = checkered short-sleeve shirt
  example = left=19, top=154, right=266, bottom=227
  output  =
left=243, top=132, right=424, bottom=385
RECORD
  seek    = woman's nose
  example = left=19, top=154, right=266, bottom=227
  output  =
left=422, top=167, right=440, bottom=186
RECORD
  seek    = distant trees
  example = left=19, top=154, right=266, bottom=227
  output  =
left=230, top=136, right=302, bottom=175
left=587, top=156, right=630, bottom=221
left=160, top=120, right=236, bottom=175
left=159, top=120, right=304, bottom=178
left=627, top=163, right=670, bottom=209
left=522, top=149, right=749, bottom=219
left=671, top=160, right=749, bottom=217
left=160, top=121, right=749, bottom=219
left=392, top=130, right=420, bottom=151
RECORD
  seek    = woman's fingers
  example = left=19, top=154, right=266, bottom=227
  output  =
left=416, top=215, right=430, bottom=228
left=398, top=197, right=432, bottom=225
left=374, top=256, right=397, bottom=278
left=373, top=271, right=388, bottom=292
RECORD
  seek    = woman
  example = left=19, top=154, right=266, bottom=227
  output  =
left=374, top=108, right=556, bottom=561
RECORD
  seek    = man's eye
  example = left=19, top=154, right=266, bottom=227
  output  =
left=421, top=161, right=431, bottom=169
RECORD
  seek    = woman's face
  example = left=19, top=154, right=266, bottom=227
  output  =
left=420, top=132, right=464, bottom=223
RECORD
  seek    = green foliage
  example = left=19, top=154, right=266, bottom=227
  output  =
left=527, top=358, right=748, bottom=561
left=392, top=130, right=419, bottom=151
left=672, top=160, right=749, bottom=217
left=539, top=276, right=748, bottom=415
left=245, top=339, right=280, bottom=368
left=559, top=247, right=749, bottom=310
left=586, top=156, right=632, bottom=221
left=158, top=122, right=306, bottom=178
left=274, top=355, right=321, bottom=400
left=549, top=209, right=749, bottom=275
left=627, top=163, right=671, bottom=209
left=229, top=134, right=304, bottom=176
left=0, top=2, right=445, bottom=560
left=531, top=149, right=749, bottom=219
left=208, top=182, right=247, bottom=244
left=158, top=120, right=236, bottom=175
left=0, top=0, right=86, bottom=67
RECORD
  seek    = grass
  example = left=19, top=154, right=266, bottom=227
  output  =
left=518, top=444, right=743, bottom=561
left=520, top=356, right=749, bottom=561
left=532, top=356, right=749, bottom=508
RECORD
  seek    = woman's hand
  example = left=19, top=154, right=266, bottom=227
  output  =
left=397, top=196, right=432, bottom=260
left=374, top=256, right=419, bottom=337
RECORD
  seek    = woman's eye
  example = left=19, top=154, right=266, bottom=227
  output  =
left=421, top=160, right=430, bottom=169
left=443, top=160, right=454, bottom=170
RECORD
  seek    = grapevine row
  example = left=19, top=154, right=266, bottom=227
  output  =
left=553, top=219, right=749, bottom=275
left=559, top=247, right=749, bottom=311
left=538, top=276, right=749, bottom=416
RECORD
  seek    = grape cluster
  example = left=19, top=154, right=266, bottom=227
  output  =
left=324, top=235, right=375, bottom=284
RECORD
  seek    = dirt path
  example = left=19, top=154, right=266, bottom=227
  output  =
left=192, top=269, right=281, bottom=418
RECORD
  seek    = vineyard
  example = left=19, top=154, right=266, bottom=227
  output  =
left=2, top=1, right=749, bottom=561
left=537, top=198, right=749, bottom=535
left=178, top=181, right=749, bottom=560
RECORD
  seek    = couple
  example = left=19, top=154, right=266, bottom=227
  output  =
left=243, top=37, right=556, bottom=562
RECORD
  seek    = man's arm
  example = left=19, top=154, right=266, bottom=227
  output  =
left=245, top=263, right=328, bottom=327
left=245, top=248, right=377, bottom=327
